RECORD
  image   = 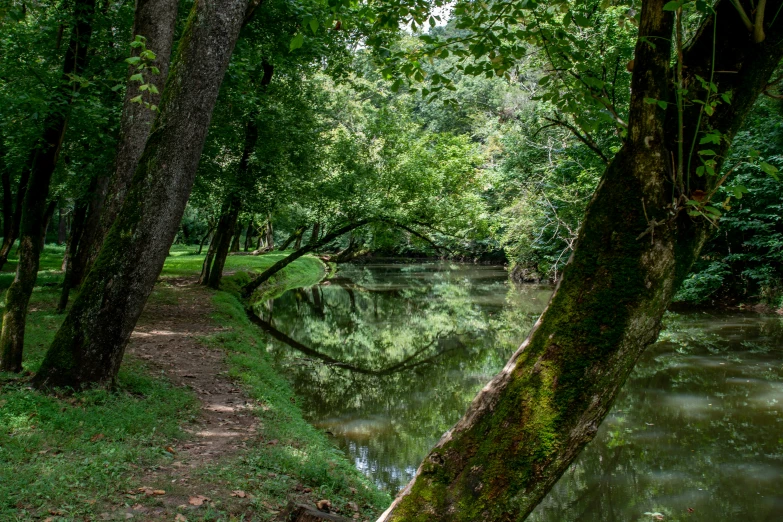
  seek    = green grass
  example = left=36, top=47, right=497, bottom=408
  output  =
left=193, top=289, right=391, bottom=520
left=0, top=243, right=389, bottom=520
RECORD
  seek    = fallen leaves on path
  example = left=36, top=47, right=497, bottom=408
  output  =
left=230, top=490, right=247, bottom=498
left=188, top=495, right=210, bottom=506
left=175, top=514, right=188, bottom=522
left=137, top=487, right=166, bottom=496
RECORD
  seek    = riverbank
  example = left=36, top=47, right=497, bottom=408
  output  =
left=0, top=246, right=390, bottom=521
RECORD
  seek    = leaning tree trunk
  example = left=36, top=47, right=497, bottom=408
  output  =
left=379, top=1, right=783, bottom=520
left=60, top=0, right=179, bottom=311
left=0, top=0, right=96, bottom=373
left=242, top=220, right=369, bottom=297
left=279, top=226, right=306, bottom=251
left=197, top=226, right=213, bottom=255
left=33, top=0, right=249, bottom=388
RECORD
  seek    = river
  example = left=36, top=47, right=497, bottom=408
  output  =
left=253, top=262, right=783, bottom=521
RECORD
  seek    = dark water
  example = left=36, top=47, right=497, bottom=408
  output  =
left=253, top=262, right=783, bottom=521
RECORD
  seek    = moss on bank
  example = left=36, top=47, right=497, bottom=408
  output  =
left=1, top=245, right=389, bottom=520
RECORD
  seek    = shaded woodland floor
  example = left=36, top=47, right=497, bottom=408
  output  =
left=1, top=247, right=389, bottom=521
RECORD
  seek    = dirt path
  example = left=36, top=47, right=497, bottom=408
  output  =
left=120, top=277, right=260, bottom=519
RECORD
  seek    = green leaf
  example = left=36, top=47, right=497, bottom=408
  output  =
left=129, top=73, right=144, bottom=82
left=149, top=85, right=159, bottom=94
left=663, top=0, right=681, bottom=10
left=130, top=95, right=143, bottom=104
left=125, top=57, right=141, bottom=65
left=760, top=161, right=780, bottom=180
left=731, top=185, right=748, bottom=199
left=572, top=13, right=590, bottom=27
left=290, top=33, right=304, bottom=51
left=703, top=205, right=721, bottom=216
left=309, top=18, right=319, bottom=34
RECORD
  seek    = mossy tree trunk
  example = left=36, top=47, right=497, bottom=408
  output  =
left=379, top=1, right=783, bottom=520
left=59, top=0, right=178, bottom=311
left=33, top=0, right=249, bottom=388
left=0, top=0, right=96, bottom=373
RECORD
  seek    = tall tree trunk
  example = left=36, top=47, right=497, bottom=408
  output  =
left=242, top=220, right=370, bottom=297
left=308, top=222, right=320, bottom=246
left=243, top=219, right=253, bottom=251
left=293, top=231, right=303, bottom=250
left=379, top=1, right=783, bottom=520
left=229, top=220, right=242, bottom=252
left=57, top=193, right=90, bottom=312
left=197, top=226, right=213, bottom=255
left=40, top=201, right=57, bottom=249
left=279, top=226, right=306, bottom=251
left=62, top=0, right=179, bottom=310
left=33, top=0, right=249, bottom=388
left=57, top=203, right=67, bottom=245
left=206, top=196, right=240, bottom=289
left=0, top=168, right=31, bottom=271
left=2, top=169, right=13, bottom=242
left=0, top=0, right=96, bottom=373
left=265, top=214, right=273, bottom=250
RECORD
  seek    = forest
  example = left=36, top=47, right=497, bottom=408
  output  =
left=1, top=0, right=782, bottom=519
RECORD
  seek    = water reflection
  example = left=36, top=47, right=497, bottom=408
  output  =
left=253, top=262, right=549, bottom=491
left=254, top=263, right=783, bottom=521
left=529, top=311, right=783, bottom=522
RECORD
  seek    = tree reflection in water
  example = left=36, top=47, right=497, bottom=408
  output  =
left=252, top=263, right=783, bottom=521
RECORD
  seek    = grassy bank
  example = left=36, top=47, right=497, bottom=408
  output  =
left=0, top=245, right=389, bottom=520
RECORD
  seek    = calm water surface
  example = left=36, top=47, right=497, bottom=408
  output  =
left=253, top=262, right=783, bottom=521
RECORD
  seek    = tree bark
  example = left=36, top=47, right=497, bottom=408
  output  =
left=33, top=0, right=249, bottom=388
left=279, top=226, right=306, bottom=251
left=197, top=226, right=213, bottom=255
left=2, top=169, right=13, bottom=242
left=57, top=195, right=90, bottom=312
left=230, top=219, right=242, bottom=252
left=378, top=1, right=783, bottom=520
left=0, top=0, right=96, bottom=373
left=40, top=201, right=56, bottom=249
left=265, top=214, right=273, bottom=249
left=206, top=196, right=241, bottom=289
left=62, top=0, right=179, bottom=309
left=57, top=203, right=67, bottom=245
left=243, top=219, right=254, bottom=251
left=308, top=222, right=320, bottom=246
left=0, top=168, right=30, bottom=271
left=242, top=220, right=369, bottom=297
